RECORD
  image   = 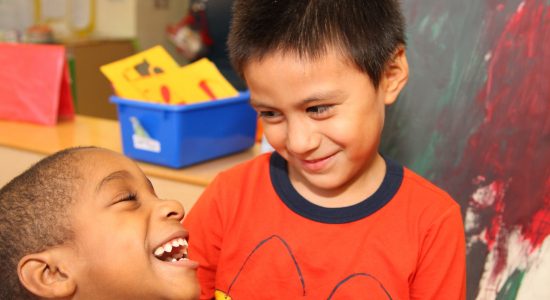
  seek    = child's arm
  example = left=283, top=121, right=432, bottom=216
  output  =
left=184, top=177, right=226, bottom=300
left=410, top=202, right=467, bottom=299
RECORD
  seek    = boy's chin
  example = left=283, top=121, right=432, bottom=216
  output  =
left=160, top=283, right=200, bottom=300
left=152, top=265, right=200, bottom=299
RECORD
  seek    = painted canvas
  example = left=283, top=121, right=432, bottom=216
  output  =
left=381, top=0, right=549, bottom=299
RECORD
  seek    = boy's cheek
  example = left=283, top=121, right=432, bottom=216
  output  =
left=262, top=126, right=283, bottom=145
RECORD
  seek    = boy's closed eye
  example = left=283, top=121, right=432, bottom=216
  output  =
left=110, top=191, right=141, bottom=210
left=115, top=192, right=138, bottom=203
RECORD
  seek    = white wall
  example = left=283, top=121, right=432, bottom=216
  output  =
left=94, top=0, right=138, bottom=38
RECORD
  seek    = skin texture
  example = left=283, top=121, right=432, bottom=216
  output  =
left=245, top=48, right=408, bottom=207
left=18, top=149, right=200, bottom=299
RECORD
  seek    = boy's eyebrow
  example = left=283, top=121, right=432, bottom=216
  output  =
left=96, top=170, right=133, bottom=193
left=300, top=90, right=345, bottom=103
left=248, top=97, right=262, bottom=107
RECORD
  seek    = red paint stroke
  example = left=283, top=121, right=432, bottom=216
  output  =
left=451, top=0, right=550, bottom=279
left=199, top=80, right=217, bottom=100
left=160, top=85, right=170, bottom=103
left=523, top=208, right=550, bottom=252
left=478, top=0, right=550, bottom=238
left=482, top=181, right=507, bottom=252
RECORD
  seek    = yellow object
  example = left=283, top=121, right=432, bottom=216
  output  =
left=131, top=58, right=239, bottom=104
left=100, top=45, right=180, bottom=100
left=215, top=290, right=232, bottom=300
left=101, top=46, right=239, bottom=104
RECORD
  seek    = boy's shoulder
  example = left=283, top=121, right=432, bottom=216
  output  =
left=219, top=152, right=272, bottom=176
left=213, top=152, right=272, bottom=186
left=399, top=166, right=460, bottom=211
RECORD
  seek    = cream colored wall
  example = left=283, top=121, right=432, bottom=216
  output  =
left=136, top=0, right=189, bottom=47
left=136, top=0, right=189, bottom=64
left=94, top=0, right=190, bottom=64
left=94, top=0, right=138, bottom=38
left=0, top=146, right=44, bottom=187
left=0, top=146, right=203, bottom=210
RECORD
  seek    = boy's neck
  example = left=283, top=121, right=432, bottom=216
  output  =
left=289, top=154, right=387, bottom=208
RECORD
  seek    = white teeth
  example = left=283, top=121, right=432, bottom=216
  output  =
left=153, top=237, right=189, bottom=258
left=154, top=247, right=164, bottom=256
left=171, top=258, right=177, bottom=262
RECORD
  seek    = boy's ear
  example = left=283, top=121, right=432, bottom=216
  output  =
left=381, top=46, right=409, bottom=105
left=18, top=248, right=76, bottom=298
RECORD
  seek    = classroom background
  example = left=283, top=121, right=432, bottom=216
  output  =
left=0, top=0, right=548, bottom=299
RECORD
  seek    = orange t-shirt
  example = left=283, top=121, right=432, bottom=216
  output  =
left=184, top=152, right=466, bottom=299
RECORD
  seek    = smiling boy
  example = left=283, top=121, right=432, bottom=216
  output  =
left=0, top=147, right=199, bottom=299
left=184, top=0, right=466, bottom=299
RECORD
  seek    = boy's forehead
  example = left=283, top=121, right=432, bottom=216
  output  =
left=72, top=150, right=150, bottom=199
left=77, top=149, right=140, bottom=180
left=79, top=148, right=129, bottom=164
left=245, top=49, right=357, bottom=86
left=95, top=170, right=135, bottom=192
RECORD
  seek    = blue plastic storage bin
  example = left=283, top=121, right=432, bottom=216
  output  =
left=110, top=91, right=257, bottom=168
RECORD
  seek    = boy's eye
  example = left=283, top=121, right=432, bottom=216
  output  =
left=258, top=110, right=283, bottom=122
left=116, top=192, right=137, bottom=203
left=306, top=105, right=333, bottom=116
left=258, top=110, right=279, bottom=118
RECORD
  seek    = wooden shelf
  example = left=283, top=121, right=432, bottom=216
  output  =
left=0, top=115, right=260, bottom=187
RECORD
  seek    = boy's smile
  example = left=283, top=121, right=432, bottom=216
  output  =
left=153, top=235, right=189, bottom=262
left=299, top=152, right=338, bottom=173
left=245, top=48, right=408, bottom=207
left=64, top=149, right=199, bottom=299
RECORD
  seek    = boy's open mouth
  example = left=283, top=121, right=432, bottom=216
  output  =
left=153, top=237, right=189, bottom=262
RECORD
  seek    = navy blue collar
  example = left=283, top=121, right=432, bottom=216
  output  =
left=270, top=152, right=403, bottom=224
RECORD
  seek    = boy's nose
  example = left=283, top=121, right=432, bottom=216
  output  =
left=286, top=120, right=319, bottom=155
left=157, top=199, right=186, bottom=221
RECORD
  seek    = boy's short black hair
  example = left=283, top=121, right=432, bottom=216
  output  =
left=228, top=0, right=406, bottom=88
left=0, top=146, right=94, bottom=299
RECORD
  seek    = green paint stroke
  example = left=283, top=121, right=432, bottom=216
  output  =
left=496, top=269, right=525, bottom=300
left=430, top=12, right=449, bottom=40
left=418, top=16, right=430, bottom=34
left=410, top=132, right=439, bottom=179
left=417, top=12, right=448, bottom=41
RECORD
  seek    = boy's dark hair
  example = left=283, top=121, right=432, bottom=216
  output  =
left=0, top=146, right=94, bottom=300
left=228, top=0, right=406, bottom=88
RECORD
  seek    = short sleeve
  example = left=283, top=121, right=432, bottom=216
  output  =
left=410, top=202, right=467, bottom=300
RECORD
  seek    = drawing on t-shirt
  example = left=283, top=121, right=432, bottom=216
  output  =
left=214, top=235, right=392, bottom=299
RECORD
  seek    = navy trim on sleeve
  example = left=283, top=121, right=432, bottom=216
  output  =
left=269, top=152, right=404, bottom=224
